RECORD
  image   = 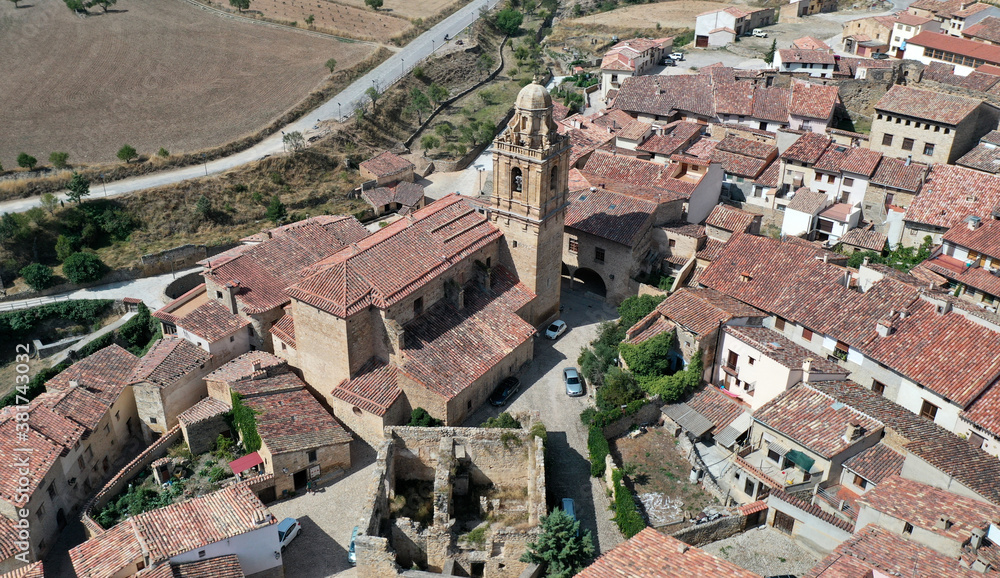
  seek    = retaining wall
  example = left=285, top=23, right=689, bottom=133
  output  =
left=669, top=513, right=747, bottom=547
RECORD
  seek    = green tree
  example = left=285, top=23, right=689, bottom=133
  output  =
left=365, top=86, right=380, bottom=112
left=66, top=172, right=90, bottom=204
left=20, top=264, right=55, bottom=291
left=55, top=235, right=81, bottom=261
left=49, top=152, right=69, bottom=169
left=641, top=350, right=702, bottom=403
left=63, top=0, right=86, bottom=12
left=364, top=0, right=383, bottom=9
left=412, top=66, right=426, bottom=80
left=435, top=123, right=453, bottom=139
left=62, top=252, right=108, bottom=284
left=157, top=147, right=170, bottom=158
left=572, top=3, right=583, bottom=16
left=617, top=294, right=666, bottom=329
left=282, top=131, right=305, bottom=152
left=408, top=407, right=442, bottom=427
left=477, top=52, right=495, bottom=78
left=420, top=135, right=440, bottom=153
left=406, top=88, right=432, bottom=123
left=266, top=195, right=287, bottom=224
left=98, top=208, right=138, bottom=241
left=229, top=0, right=250, bottom=12
left=494, top=8, right=524, bottom=36
left=305, top=13, right=314, bottom=26
left=117, top=144, right=138, bottom=163
left=428, top=83, right=449, bottom=105
left=16, top=153, right=36, bottom=170
left=595, top=366, right=644, bottom=410
left=40, top=193, right=58, bottom=214
left=196, top=195, right=212, bottom=220
left=619, top=331, right=676, bottom=378
left=325, top=58, right=337, bottom=74
left=229, top=392, right=261, bottom=452
left=764, top=39, right=777, bottom=65
left=117, top=303, right=158, bottom=353
left=481, top=412, right=521, bottom=428
left=521, top=508, right=594, bottom=577
left=523, top=0, right=536, bottom=14
left=8, top=0, right=22, bottom=7
left=86, top=0, right=116, bottom=12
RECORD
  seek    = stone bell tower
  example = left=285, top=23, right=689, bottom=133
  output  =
left=489, top=80, right=569, bottom=327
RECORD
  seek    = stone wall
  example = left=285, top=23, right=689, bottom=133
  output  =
left=600, top=396, right=663, bottom=439
left=181, top=412, right=230, bottom=455
left=669, top=513, right=747, bottom=547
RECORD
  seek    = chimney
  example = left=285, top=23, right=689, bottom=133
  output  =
left=970, top=527, right=986, bottom=551
left=905, top=155, right=912, bottom=166
left=843, top=423, right=861, bottom=443
left=385, top=319, right=406, bottom=364
left=676, top=543, right=689, bottom=554
left=898, top=308, right=908, bottom=319
left=69, top=380, right=79, bottom=388
left=251, top=361, right=262, bottom=372
left=968, top=216, right=983, bottom=230
left=224, top=281, right=240, bottom=314
left=265, top=230, right=273, bottom=239
left=823, top=253, right=829, bottom=263
left=935, top=515, right=953, bottom=531
left=862, top=256, right=870, bottom=267
left=876, top=318, right=895, bottom=337
left=802, top=359, right=813, bottom=383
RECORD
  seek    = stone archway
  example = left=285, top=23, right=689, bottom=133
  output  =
left=571, top=267, right=607, bottom=297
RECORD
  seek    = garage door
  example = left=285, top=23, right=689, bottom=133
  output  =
left=696, top=36, right=709, bottom=48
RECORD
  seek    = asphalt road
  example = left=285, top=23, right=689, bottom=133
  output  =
left=0, top=0, right=503, bottom=215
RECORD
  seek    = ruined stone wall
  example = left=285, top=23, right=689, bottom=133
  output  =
left=181, top=412, right=230, bottom=455
left=670, top=513, right=748, bottom=547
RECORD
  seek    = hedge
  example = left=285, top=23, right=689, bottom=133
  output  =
left=588, top=425, right=610, bottom=477
left=611, top=469, right=646, bottom=538
left=0, top=300, right=113, bottom=336
left=583, top=398, right=649, bottom=430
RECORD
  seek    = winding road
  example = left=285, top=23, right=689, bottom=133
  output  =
left=0, top=0, right=503, bottom=215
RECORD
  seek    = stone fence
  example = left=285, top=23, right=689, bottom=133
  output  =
left=600, top=396, right=663, bottom=439
left=669, top=512, right=748, bottom=547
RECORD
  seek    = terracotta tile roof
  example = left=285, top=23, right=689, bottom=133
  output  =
left=858, top=475, right=1000, bottom=541
left=176, top=298, right=250, bottom=343
left=660, top=221, right=706, bottom=238
left=614, top=75, right=717, bottom=119
left=617, top=120, right=653, bottom=141
left=362, top=181, right=425, bottom=209
left=728, top=326, right=846, bottom=375
left=168, top=555, right=245, bottom=578
left=837, top=226, right=887, bottom=252
left=581, top=150, right=669, bottom=187
left=206, top=351, right=285, bottom=383
left=956, top=134, right=1000, bottom=173
left=705, top=205, right=758, bottom=234
left=565, top=188, right=657, bottom=247
left=907, top=163, right=1000, bottom=229
left=964, top=15, right=1000, bottom=43
left=923, top=253, right=1000, bottom=297
left=908, top=30, right=1000, bottom=66
left=842, top=443, right=904, bottom=484
left=910, top=0, right=969, bottom=18
left=713, top=82, right=755, bottom=116
left=576, top=527, right=761, bottom=578
left=819, top=203, right=854, bottom=223
left=269, top=309, right=295, bottom=348
left=245, top=387, right=352, bottom=453
left=838, top=147, right=882, bottom=176
left=778, top=48, right=836, bottom=65
left=623, top=310, right=675, bottom=345
left=875, top=85, right=983, bottom=125
left=229, top=372, right=306, bottom=398
left=954, top=2, right=996, bottom=17
left=754, top=383, right=882, bottom=458
left=684, top=384, right=746, bottom=434
left=287, top=195, right=502, bottom=318
left=400, top=266, right=535, bottom=401
left=738, top=500, right=768, bottom=516
left=787, top=188, right=829, bottom=214
left=655, top=287, right=764, bottom=336
left=792, top=36, right=831, bottom=50
left=803, top=524, right=984, bottom=578
left=176, top=397, right=230, bottom=426
left=696, top=237, right=727, bottom=261
left=941, top=216, right=1000, bottom=257
left=789, top=82, right=839, bottom=120
left=70, top=519, right=146, bottom=578
left=331, top=358, right=402, bottom=416
left=715, top=135, right=775, bottom=159
left=711, top=149, right=770, bottom=178
left=750, top=86, right=792, bottom=123
left=0, top=562, right=44, bottom=578
left=963, top=378, right=1000, bottom=435
left=0, top=517, right=21, bottom=561
left=600, top=51, right=634, bottom=71
left=46, top=344, right=139, bottom=403
left=636, top=134, right=688, bottom=156
left=782, top=132, right=831, bottom=165
left=869, top=156, right=927, bottom=192
left=130, top=337, right=211, bottom=387
left=959, top=69, right=1000, bottom=91
left=753, top=160, right=779, bottom=187
left=0, top=403, right=73, bottom=505
left=768, top=487, right=856, bottom=533
left=359, top=151, right=414, bottom=178
left=205, top=217, right=369, bottom=315
left=681, top=138, right=717, bottom=160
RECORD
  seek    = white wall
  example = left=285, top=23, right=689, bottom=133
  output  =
left=903, top=43, right=977, bottom=75
left=686, top=163, right=725, bottom=224
left=169, top=524, right=282, bottom=576
left=781, top=208, right=815, bottom=237
left=716, top=332, right=796, bottom=410
left=894, top=378, right=962, bottom=432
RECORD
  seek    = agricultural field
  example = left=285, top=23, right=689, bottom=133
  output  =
left=333, top=0, right=464, bottom=20
left=568, top=0, right=727, bottom=29
left=0, top=0, right=375, bottom=167
left=211, top=0, right=411, bottom=42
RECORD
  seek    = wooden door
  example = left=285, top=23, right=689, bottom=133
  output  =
left=773, top=510, right=795, bottom=535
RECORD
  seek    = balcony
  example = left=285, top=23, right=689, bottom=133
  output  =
left=813, top=484, right=859, bottom=523
left=737, top=444, right=822, bottom=493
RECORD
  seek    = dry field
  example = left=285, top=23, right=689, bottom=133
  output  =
left=569, top=0, right=727, bottom=28
left=0, top=0, right=375, bottom=167
left=227, top=0, right=411, bottom=42
left=332, top=0, right=465, bottom=20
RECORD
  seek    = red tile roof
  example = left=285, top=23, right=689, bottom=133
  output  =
left=269, top=309, right=295, bottom=348
left=838, top=147, right=882, bottom=176
left=714, top=135, right=776, bottom=159
left=858, top=475, right=1000, bottom=542
left=768, top=487, right=856, bottom=533
left=725, top=326, right=845, bottom=374
left=778, top=48, right=836, bottom=65
left=287, top=195, right=502, bottom=318
left=787, top=188, right=829, bottom=214
left=803, top=524, right=985, bottom=578
left=46, top=344, right=139, bottom=403
left=684, top=384, right=746, bottom=434
left=782, top=132, right=831, bottom=164
left=792, top=36, right=831, bottom=51
left=565, top=188, right=657, bottom=247
left=362, top=181, right=425, bottom=210
left=705, top=204, right=759, bottom=233
left=906, top=164, right=1000, bottom=231
left=956, top=132, right=1000, bottom=173
left=907, top=30, right=1000, bottom=67
left=841, top=443, right=903, bottom=484
left=942, top=216, right=1000, bottom=258
left=922, top=253, right=1000, bottom=297
left=623, top=310, right=675, bottom=345
left=869, top=156, right=927, bottom=192
left=636, top=134, right=689, bottom=156
left=874, top=85, right=983, bottom=125
left=244, top=387, right=352, bottom=453
left=359, top=151, right=414, bottom=178
left=963, top=379, right=1000, bottom=435
left=176, top=397, right=229, bottom=426
left=789, top=82, right=839, bottom=120
left=168, top=555, right=245, bottom=578
left=206, top=351, right=286, bottom=383
left=0, top=401, right=82, bottom=507
left=964, top=15, right=1000, bottom=43
left=176, top=299, right=250, bottom=343
left=0, top=562, right=44, bottom=578
left=753, top=160, right=779, bottom=187
left=70, top=518, right=146, bottom=578
left=837, top=226, right=887, bottom=252
left=654, top=287, right=764, bottom=336
left=229, top=372, right=307, bottom=398
left=581, top=150, right=669, bottom=188
left=614, top=75, right=717, bottom=119
left=576, top=527, right=762, bottom=578
left=331, top=358, right=402, bottom=416
left=130, top=337, right=211, bottom=387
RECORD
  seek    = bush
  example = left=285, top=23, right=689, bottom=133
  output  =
left=619, top=332, right=676, bottom=378
left=266, top=195, right=287, bottom=224
left=0, top=362, right=69, bottom=408
left=117, top=144, right=138, bottom=163
left=55, top=234, right=82, bottom=261
left=588, top=425, right=610, bottom=477
left=49, top=152, right=70, bottom=169
left=611, top=469, right=646, bottom=538
left=62, top=252, right=108, bottom=284
left=20, top=263, right=55, bottom=291
left=117, top=303, right=159, bottom=354
left=530, top=422, right=547, bottom=446
left=16, top=152, right=37, bottom=170
left=617, top=294, right=666, bottom=329
left=595, top=366, right=644, bottom=411
left=482, top=412, right=521, bottom=428
left=640, top=350, right=702, bottom=404
left=76, top=331, right=116, bottom=358
left=408, top=407, right=443, bottom=427
left=0, top=299, right=113, bottom=337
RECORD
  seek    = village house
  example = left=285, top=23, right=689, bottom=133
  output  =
left=694, top=6, right=775, bottom=47
left=359, top=151, right=415, bottom=186
left=361, top=181, right=426, bottom=217
left=837, top=442, right=905, bottom=500
left=68, top=483, right=281, bottom=578
left=787, top=0, right=837, bottom=18
left=902, top=163, right=1000, bottom=247
left=842, top=15, right=898, bottom=55
left=777, top=132, right=832, bottom=203
left=909, top=0, right=976, bottom=23
left=704, top=203, right=761, bottom=241
left=869, top=85, right=1000, bottom=165
left=963, top=15, right=1000, bottom=43
left=919, top=214, right=1000, bottom=308
left=774, top=49, right=837, bottom=78
left=904, top=29, right=1000, bottom=73
left=958, top=130, right=1000, bottom=174
left=835, top=225, right=889, bottom=254
left=712, top=135, right=778, bottom=203
left=860, top=155, right=927, bottom=234
left=810, top=142, right=882, bottom=207
left=792, top=36, right=831, bottom=51
left=599, top=38, right=671, bottom=96
left=945, top=2, right=1000, bottom=36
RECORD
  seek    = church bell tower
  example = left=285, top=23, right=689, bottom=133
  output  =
left=490, top=80, right=569, bottom=327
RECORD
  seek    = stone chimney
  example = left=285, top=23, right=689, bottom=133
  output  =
left=386, top=318, right=406, bottom=364
left=843, top=423, right=862, bottom=443
left=970, top=527, right=987, bottom=551
left=251, top=361, right=262, bottom=372
left=968, top=216, right=983, bottom=231
left=876, top=317, right=895, bottom=337
left=69, top=380, right=79, bottom=388
left=935, top=515, right=953, bottom=531
left=802, top=359, right=813, bottom=383
left=223, top=281, right=240, bottom=314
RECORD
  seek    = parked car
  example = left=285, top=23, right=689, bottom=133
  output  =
left=752, top=28, right=768, bottom=38
left=348, top=526, right=359, bottom=565
left=545, top=320, right=567, bottom=339
left=662, top=58, right=676, bottom=67
left=563, top=367, right=584, bottom=397
left=670, top=51, right=685, bottom=61
left=277, top=518, right=301, bottom=551
left=489, top=376, right=521, bottom=406
left=872, top=51, right=890, bottom=59
left=562, top=498, right=579, bottom=535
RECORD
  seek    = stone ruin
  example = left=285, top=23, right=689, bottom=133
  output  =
left=355, top=422, right=547, bottom=578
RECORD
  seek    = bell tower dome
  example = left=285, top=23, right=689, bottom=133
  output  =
left=489, top=80, right=569, bottom=326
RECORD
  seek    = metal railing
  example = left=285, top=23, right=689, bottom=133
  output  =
left=815, top=486, right=857, bottom=519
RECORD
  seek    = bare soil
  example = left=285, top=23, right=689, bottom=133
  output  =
left=0, top=0, right=375, bottom=167
left=567, top=0, right=728, bottom=29
left=210, top=0, right=412, bottom=42
left=334, top=0, right=465, bottom=20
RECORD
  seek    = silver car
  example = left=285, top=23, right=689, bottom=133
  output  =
left=563, top=368, right=584, bottom=397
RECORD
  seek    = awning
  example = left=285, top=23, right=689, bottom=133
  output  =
left=229, top=451, right=263, bottom=475
left=662, top=403, right=714, bottom=437
left=715, top=412, right=753, bottom=448
left=785, top=449, right=815, bottom=472
left=766, top=441, right=789, bottom=456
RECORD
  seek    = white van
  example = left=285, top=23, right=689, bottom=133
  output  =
left=752, top=29, right=768, bottom=38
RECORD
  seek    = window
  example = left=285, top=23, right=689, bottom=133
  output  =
left=511, top=167, right=523, bottom=193
left=568, top=237, right=579, bottom=254
left=85, top=446, right=93, bottom=460
left=853, top=474, right=868, bottom=489
left=467, top=400, right=472, bottom=410
left=727, top=350, right=739, bottom=369
left=103, top=424, right=110, bottom=434
left=47, top=483, right=55, bottom=498
left=827, top=174, right=836, bottom=184
left=882, top=134, right=894, bottom=146
left=36, top=505, right=44, bottom=518
left=745, top=382, right=755, bottom=396
left=920, top=400, right=939, bottom=420
left=512, top=240, right=518, bottom=248
left=767, top=448, right=782, bottom=463
left=149, top=417, right=157, bottom=424
left=843, top=177, right=854, bottom=187
left=923, top=143, right=935, bottom=156
left=903, top=522, right=914, bottom=535
left=775, top=317, right=786, bottom=331
left=77, top=456, right=85, bottom=470
left=872, top=380, right=886, bottom=395
left=216, top=291, right=223, bottom=299
left=833, top=341, right=849, bottom=360
left=802, top=328, right=813, bottom=341
left=748, top=357, right=755, bottom=366
left=115, top=411, right=120, bottom=422
left=595, top=247, right=605, bottom=263
left=413, top=297, right=424, bottom=315
left=901, top=138, right=914, bottom=151
left=668, top=239, right=676, bottom=248
left=969, top=432, right=986, bottom=449
left=198, top=550, right=206, bottom=558
left=282, top=343, right=287, bottom=350
left=230, top=335, right=235, bottom=343
left=308, top=450, right=318, bottom=463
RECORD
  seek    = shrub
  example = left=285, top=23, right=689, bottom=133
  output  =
left=611, top=469, right=646, bottom=538
left=588, top=425, right=610, bottom=477
left=117, top=144, right=138, bottom=163
left=229, top=392, right=262, bottom=452
left=117, top=302, right=159, bottom=354
left=595, top=366, right=644, bottom=411
left=408, top=407, right=443, bottom=427
left=49, top=151, right=70, bottom=169
left=530, top=422, right=547, bottom=446
left=76, top=331, right=116, bottom=357
left=640, top=350, right=703, bottom=404
left=266, top=195, right=287, bottom=224
left=0, top=362, right=69, bottom=408
left=62, top=252, right=108, bottom=284
left=494, top=8, right=524, bottom=35
left=0, top=300, right=113, bottom=337
left=482, top=412, right=521, bottom=428
left=208, top=466, right=231, bottom=483
left=16, top=152, right=37, bottom=170
left=617, top=294, right=666, bottom=329
left=619, top=331, right=676, bottom=378
left=156, top=147, right=170, bottom=158
left=520, top=508, right=594, bottom=574
left=20, top=263, right=55, bottom=291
